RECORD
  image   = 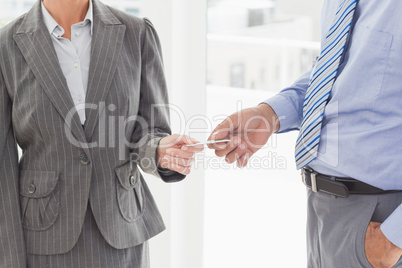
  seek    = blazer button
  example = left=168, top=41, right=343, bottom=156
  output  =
left=129, top=175, right=136, bottom=186
left=80, top=153, right=90, bottom=165
left=28, top=184, right=36, bottom=194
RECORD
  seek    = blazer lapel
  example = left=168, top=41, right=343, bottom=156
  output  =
left=84, top=0, right=126, bottom=140
left=13, top=1, right=87, bottom=146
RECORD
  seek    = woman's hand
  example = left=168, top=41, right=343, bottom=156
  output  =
left=157, top=134, right=204, bottom=175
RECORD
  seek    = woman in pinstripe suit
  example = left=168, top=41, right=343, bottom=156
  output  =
left=0, top=0, right=202, bottom=267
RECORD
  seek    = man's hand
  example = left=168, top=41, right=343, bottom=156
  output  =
left=207, top=103, right=279, bottom=167
left=157, top=134, right=204, bottom=175
left=365, top=221, right=402, bottom=268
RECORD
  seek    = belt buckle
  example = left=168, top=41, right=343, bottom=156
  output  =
left=311, top=172, right=318, bottom=193
left=302, top=168, right=318, bottom=193
left=301, top=169, right=306, bottom=184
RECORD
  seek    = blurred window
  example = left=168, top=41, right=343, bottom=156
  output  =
left=204, top=0, right=322, bottom=267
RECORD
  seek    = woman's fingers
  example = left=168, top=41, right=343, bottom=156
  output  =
left=160, top=155, right=192, bottom=175
left=165, top=135, right=205, bottom=153
left=159, top=134, right=199, bottom=149
left=181, top=144, right=204, bottom=153
left=166, top=148, right=195, bottom=158
left=178, top=135, right=204, bottom=152
left=161, top=155, right=194, bottom=167
left=157, top=134, right=206, bottom=175
left=158, top=134, right=205, bottom=175
left=160, top=148, right=196, bottom=175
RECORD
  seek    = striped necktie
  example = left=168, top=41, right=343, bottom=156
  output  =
left=295, top=0, right=357, bottom=169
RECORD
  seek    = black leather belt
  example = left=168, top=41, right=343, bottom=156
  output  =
left=302, top=168, right=401, bottom=198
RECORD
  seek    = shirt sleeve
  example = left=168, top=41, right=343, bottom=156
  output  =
left=380, top=204, right=402, bottom=248
left=264, top=70, right=312, bottom=133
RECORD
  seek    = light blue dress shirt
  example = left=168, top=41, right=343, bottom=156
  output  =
left=266, top=0, right=402, bottom=247
left=41, top=0, right=93, bottom=124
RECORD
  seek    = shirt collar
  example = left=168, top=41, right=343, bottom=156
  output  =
left=41, top=0, right=93, bottom=37
left=86, top=0, right=94, bottom=35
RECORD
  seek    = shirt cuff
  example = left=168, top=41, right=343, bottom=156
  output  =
left=264, top=94, right=302, bottom=133
left=380, top=204, right=402, bottom=248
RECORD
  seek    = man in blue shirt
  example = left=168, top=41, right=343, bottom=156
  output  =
left=209, top=1, right=402, bottom=267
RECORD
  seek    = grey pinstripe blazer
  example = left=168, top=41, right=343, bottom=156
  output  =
left=0, top=0, right=184, bottom=266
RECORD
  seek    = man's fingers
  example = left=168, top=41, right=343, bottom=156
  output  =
left=214, top=137, right=241, bottom=157
left=210, top=118, right=233, bottom=137
left=207, top=138, right=231, bottom=150
left=237, top=152, right=251, bottom=168
left=208, top=130, right=229, bottom=145
left=207, top=115, right=239, bottom=148
left=225, top=142, right=249, bottom=164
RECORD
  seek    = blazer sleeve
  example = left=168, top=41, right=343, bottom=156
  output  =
left=130, top=18, right=185, bottom=183
left=0, top=67, right=27, bottom=267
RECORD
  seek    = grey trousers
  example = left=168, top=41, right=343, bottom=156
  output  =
left=307, top=188, right=402, bottom=268
left=27, top=204, right=150, bottom=268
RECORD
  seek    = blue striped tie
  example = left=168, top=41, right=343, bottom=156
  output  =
left=295, top=0, right=357, bottom=169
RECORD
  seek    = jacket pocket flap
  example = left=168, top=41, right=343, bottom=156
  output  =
left=115, top=162, right=140, bottom=191
left=20, top=170, right=59, bottom=198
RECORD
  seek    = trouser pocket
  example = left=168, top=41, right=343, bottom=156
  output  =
left=308, top=191, right=378, bottom=268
